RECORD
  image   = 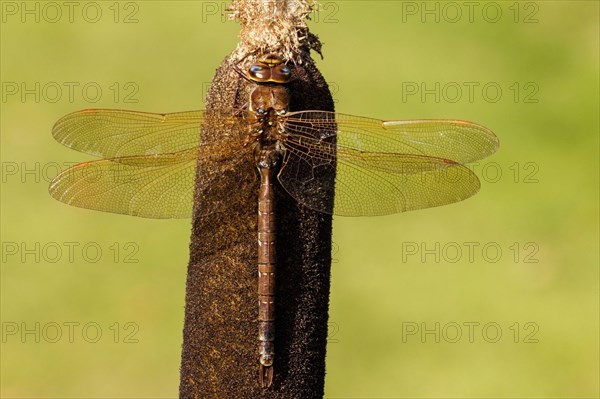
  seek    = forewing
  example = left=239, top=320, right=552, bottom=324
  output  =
left=280, top=112, right=493, bottom=216
left=283, top=111, right=499, bottom=164
left=52, top=109, right=204, bottom=157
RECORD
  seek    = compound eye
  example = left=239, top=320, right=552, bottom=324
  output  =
left=279, top=65, right=292, bottom=80
left=271, top=64, right=292, bottom=83
left=248, top=65, right=270, bottom=82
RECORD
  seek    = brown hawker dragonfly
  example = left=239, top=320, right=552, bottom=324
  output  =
left=49, top=53, right=499, bottom=387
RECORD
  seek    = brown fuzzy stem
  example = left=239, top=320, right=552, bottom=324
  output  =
left=179, top=1, right=334, bottom=398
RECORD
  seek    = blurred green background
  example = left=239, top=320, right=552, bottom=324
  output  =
left=1, top=1, right=598, bottom=398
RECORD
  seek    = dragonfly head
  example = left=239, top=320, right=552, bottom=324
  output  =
left=247, top=53, right=293, bottom=84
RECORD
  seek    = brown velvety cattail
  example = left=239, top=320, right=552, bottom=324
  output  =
left=179, top=1, right=335, bottom=397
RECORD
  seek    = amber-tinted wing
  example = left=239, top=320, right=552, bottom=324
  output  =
left=279, top=111, right=499, bottom=216
left=50, top=108, right=499, bottom=218
left=49, top=151, right=198, bottom=218
left=49, top=109, right=252, bottom=218
left=52, top=109, right=204, bottom=157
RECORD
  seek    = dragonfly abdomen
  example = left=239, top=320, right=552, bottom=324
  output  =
left=257, top=147, right=278, bottom=388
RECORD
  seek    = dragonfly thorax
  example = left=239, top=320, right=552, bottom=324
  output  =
left=248, top=84, right=289, bottom=148
left=249, top=85, right=289, bottom=116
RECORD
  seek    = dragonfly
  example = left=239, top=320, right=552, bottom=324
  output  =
left=49, top=53, right=499, bottom=388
